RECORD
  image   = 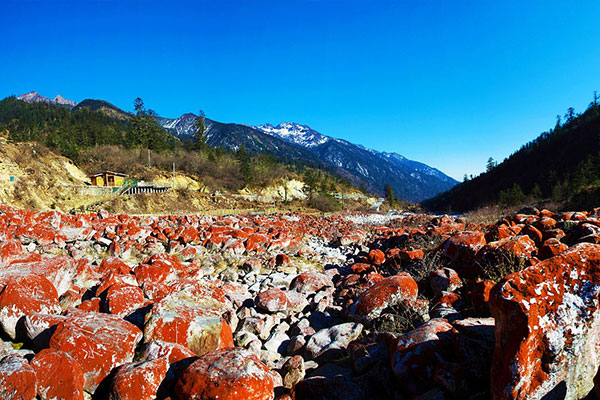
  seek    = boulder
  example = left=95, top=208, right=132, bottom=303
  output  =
left=255, top=288, right=289, bottom=313
left=290, top=272, right=333, bottom=294
left=490, top=243, right=600, bottom=400
left=0, top=273, right=61, bottom=340
left=0, top=355, right=37, bottom=400
left=30, top=349, right=85, bottom=400
left=175, top=347, right=274, bottom=400
left=48, top=310, right=142, bottom=393
left=348, top=273, right=418, bottom=323
left=106, top=358, right=169, bottom=400
left=305, top=322, right=363, bottom=361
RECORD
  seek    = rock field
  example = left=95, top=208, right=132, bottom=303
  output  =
left=0, top=205, right=598, bottom=399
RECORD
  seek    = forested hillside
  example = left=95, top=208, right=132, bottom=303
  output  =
left=0, top=96, right=358, bottom=209
left=423, top=98, right=600, bottom=212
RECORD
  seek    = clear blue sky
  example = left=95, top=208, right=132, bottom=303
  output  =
left=2, top=1, right=600, bottom=180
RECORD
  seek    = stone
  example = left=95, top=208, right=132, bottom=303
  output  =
left=430, top=267, right=463, bottom=295
left=282, top=355, right=305, bottom=389
left=391, top=318, right=456, bottom=394
left=368, top=249, right=386, bottom=265
left=0, top=355, right=37, bottom=400
left=264, top=331, right=290, bottom=354
left=444, top=231, right=486, bottom=262
left=290, top=272, right=333, bottom=294
left=175, top=347, right=274, bottom=400
left=104, top=283, right=145, bottom=317
left=143, top=283, right=233, bottom=356
left=489, top=243, right=600, bottom=400
left=305, top=322, right=363, bottom=361
left=348, top=273, right=418, bottom=323
left=31, top=349, right=85, bottom=400
left=0, top=273, right=61, bottom=340
left=255, top=288, right=289, bottom=313
left=48, top=310, right=142, bottom=393
left=107, top=358, right=169, bottom=400
left=140, top=340, right=196, bottom=364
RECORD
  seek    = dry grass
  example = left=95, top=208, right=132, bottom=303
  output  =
left=475, top=250, right=528, bottom=282
left=371, top=302, right=427, bottom=334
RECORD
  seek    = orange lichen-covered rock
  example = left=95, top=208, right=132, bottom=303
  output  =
left=490, top=243, right=600, bottom=400
left=538, top=238, right=568, bottom=260
left=444, top=231, right=486, bottom=262
left=31, top=349, right=85, bottom=400
left=104, top=283, right=145, bottom=316
left=391, top=318, right=456, bottom=394
left=0, top=355, right=37, bottom=400
left=429, top=267, right=463, bottom=295
left=107, top=358, right=169, bottom=400
left=255, top=288, right=289, bottom=313
left=0, top=273, right=61, bottom=339
left=175, top=347, right=274, bottom=400
left=48, top=310, right=142, bottom=393
left=0, top=240, right=23, bottom=264
left=143, top=284, right=232, bottom=356
left=141, top=340, right=196, bottom=364
left=290, top=272, right=334, bottom=294
left=368, top=249, right=386, bottom=265
left=484, top=235, right=537, bottom=259
left=399, top=249, right=425, bottom=262
left=348, top=273, right=418, bottom=323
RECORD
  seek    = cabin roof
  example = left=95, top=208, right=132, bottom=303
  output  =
left=88, top=171, right=129, bottom=178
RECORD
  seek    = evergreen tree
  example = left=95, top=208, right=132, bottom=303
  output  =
left=384, top=184, right=396, bottom=207
left=192, top=110, right=206, bottom=151
left=236, top=145, right=253, bottom=185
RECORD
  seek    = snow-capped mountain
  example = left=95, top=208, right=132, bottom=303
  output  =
left=155, top=113, right=198, bottom=139
left=253, top=122, right=330, bottom=148
left=17, top=91, right=77, bottom=108
left=157, top=114, right=457, bottom=201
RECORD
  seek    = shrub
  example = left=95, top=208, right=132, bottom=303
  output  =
left=308, top=193, right=342, bottom=212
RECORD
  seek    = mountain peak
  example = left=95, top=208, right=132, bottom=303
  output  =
left=254, top=122, right=330, bottom=148
left=17, top=91, right=76, bottom=108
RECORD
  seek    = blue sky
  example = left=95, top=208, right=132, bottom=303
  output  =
left=2, top=1, right=600, bottom=180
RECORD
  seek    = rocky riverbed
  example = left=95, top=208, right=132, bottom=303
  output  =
left=0, top=205, right=598, bottom=399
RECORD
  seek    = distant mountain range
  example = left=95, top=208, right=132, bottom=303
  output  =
left=17, top=91, right=77, bottom=108
left=158, top=116, right=457, bottom=201
left=16, top=91, right=457, bottom=201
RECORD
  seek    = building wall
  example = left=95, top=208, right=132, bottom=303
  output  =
left=114, top=176, right=126, bottom=186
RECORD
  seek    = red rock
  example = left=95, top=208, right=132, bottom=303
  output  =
left=490, top=243, right=600, bottom=400
left=0, top=355, right=37, bottom=400
left=49, top=310, right=142, bottom=392
left=24, top=313, right=66, bottom=350
left=77, top=297, right=101, bottom=312
left=143, top=283, right=232, bottom=356
left=349, top=273, right=418, bottom=323
left=429, top=267, right=463, bottom=295
left=399, top=249, right=425, bottom=262
left=107, top=358, right=169, bottom=400
left=7, top=255, right=77, bottom=296
left=99, top=257, right=132, bottom=276
left=290, top=272, right=334, bottom=294
left=538, top=238, right=568, bottom=260
left=255, top=288, right=289, bottom=313
left=141, top=340, right=196, bottom=364
left=469, top=280, right=495, bottom=315
left=391, top=318, right=456, bottom=394
left=444, top=231, right=486, bottom=262
left=0, top=240, right=23, bottom=264
left=368, top=249, right=386, bottom=265
left=521, top=224, right=543, bottom=245
left=484, top=235, right=537, bottom=259
left=0, top=273, right=60, bottom=339
left=175, top=347, right=274, bottom=400
left=31, top=349, right=85, bottom=400
left=104, top=283, right=145, bottom=316
left=350, top=263, right=375, bottom=274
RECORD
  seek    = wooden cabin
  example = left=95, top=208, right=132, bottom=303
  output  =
left=88, top=171, right=128, bottom=187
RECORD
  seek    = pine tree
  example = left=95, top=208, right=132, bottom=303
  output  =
left=384, top=184, right=396, bottom=207
left=192, top=110, right=206, bottom=151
